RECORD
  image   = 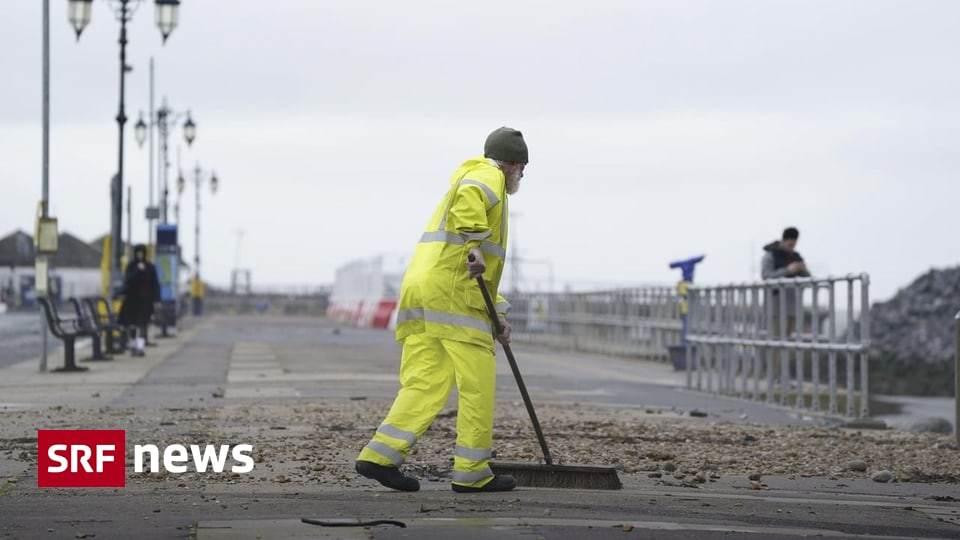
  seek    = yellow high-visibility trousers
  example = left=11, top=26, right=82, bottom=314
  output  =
left=357, top=333, right=496, bottom=488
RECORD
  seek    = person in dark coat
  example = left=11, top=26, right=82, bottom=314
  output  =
left=117, top=244, right=161, bottom=356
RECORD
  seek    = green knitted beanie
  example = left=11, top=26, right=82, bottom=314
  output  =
left=484, top=127, right=528, bottom=164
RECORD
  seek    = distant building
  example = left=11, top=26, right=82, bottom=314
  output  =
left=0, top=230, right=103, bottom=308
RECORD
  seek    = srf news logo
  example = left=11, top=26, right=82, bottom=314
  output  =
left=38, top=430, right=254, bottom=488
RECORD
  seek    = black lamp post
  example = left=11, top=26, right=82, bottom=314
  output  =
left=135, top=101, right=195, bottom=225
left=68, top=0, right=181, bottom=295
left=182, top=163, right=218, bottom=315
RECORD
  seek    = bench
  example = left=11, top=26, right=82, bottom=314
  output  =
left=37, top=297, right=90, bottom=372
left=83, top=296, right=127, bottom=354
left=68, top=298, right=111, bottom=361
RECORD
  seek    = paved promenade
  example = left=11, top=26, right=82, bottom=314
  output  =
left=0, top=315, right=957, bottom=539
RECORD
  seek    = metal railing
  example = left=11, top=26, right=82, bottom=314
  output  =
left=508, top=287, right=683, bottom=361
left=685, top=274, right=871, bottom=418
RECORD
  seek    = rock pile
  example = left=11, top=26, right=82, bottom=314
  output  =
left=868, top=266, right=960, bottom=396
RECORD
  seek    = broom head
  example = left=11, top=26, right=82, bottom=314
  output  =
left=490, top=461, right=622, bottom=490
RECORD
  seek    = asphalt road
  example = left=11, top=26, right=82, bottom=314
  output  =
left=0, top=312, right=60, bottom=370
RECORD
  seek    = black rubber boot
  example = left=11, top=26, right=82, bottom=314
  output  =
left=452, top=475, right=517, bottom=493
left=355, top=460, right=420, bottom=492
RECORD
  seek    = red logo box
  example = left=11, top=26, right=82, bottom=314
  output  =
left=37, top=430, right=126, bottom=488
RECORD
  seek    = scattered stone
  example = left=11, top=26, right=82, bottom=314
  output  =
left=742, top=434, right=758, bottom=443
left=693, top=472, right=707, bottom=484
left=90, top=392, right=100, bottom=398
left=622, top=525, right=634, bottom=532
left=748, top=473, right=762, bottom=481
left=749, top=481, right=762, bottom=490
left=663, top=462, right=677, bottom=472
left=871, top=470, right=892, bottom=483
left=211, top=388, right=225, bottom=399
left=906, top=417, right=953, bottom=434
left=647, top=472, right=662, bottom=478
left=847, top=460, right=868, bottom=472
left=689, top=410, right=708, bottom=418
left=844, top=418, right=887, bottom=430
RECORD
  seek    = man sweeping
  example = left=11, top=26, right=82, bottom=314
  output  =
left=355, top=127, right=528, bottom=493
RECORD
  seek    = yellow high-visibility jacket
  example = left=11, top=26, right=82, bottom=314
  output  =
left=395, top=156, right=511, bottom=351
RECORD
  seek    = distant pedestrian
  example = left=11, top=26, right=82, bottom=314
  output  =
left=761, top=227, right=810, bottom=339
left=117, top=244, right=161, bottom=357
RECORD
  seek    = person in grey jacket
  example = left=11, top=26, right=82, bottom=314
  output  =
left=761, top=227, right=810, bottom=339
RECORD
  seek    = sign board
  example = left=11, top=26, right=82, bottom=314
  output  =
left=155, top=224, right=179, bottom=323
left=145, top=207, right=160, bottom=220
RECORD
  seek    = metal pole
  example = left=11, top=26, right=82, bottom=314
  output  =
left=811, top=284, right=820, bottom=412
left=954, top=311, right=959, bottom=450
left=846, top=278, right=855, bottom=417
left=860, top=275, right=871, bottom=418
left=779, top=282, right=788, bottom=406
left=159, top=102, right=169, bottom=223
left=174, top=144, right=181, bottom=226
left=148, top=57, right=155, bottom=245
left=765, top=283, right=773, bottom=404
left=752, top=285, right=760, bottom=400
left=127, top=186, right=132, bottom=255
left=111, top=0, right=130, bottom=296
left=685, top=288, right=694, bottom=390
left=194, top=164, right=201, bottom=284
left=828, top=281, right=838, bottom=414
left=39, top=0, right=51, bottom=373
left=795, top=282, right=805, bottom=409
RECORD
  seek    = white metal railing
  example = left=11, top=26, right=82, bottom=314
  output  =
left=507, top=287, right=683, bottom=360
left=685, top=274, right=871, bottom=418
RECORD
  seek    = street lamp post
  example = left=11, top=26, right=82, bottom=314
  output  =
left=68, top=0, right=181, bottom=295
left=179, top=163, right=217, bottom=315
left=135, top=100, right=195, bottom=225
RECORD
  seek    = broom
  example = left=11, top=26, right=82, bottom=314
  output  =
left=469, top=256, right=622, bottom=490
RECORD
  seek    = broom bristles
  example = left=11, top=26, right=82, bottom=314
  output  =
left=490, top=461, right=622, bottom=490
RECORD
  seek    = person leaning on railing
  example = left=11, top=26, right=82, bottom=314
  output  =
left=761, top=226, right=811, bottom=340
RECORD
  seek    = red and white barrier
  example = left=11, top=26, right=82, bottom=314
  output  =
left=327, top=255, right=404, bottom=330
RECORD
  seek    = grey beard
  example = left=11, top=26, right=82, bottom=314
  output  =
left=505, top=175, right=521, bottom=194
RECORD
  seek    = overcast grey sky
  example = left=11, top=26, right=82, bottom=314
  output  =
left=2, top=1, right=958, bottom=300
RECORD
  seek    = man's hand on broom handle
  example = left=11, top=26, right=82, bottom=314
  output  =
left=466, top=247, right=486, bottom=278
left=468, top=252, right=511, bottom=344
